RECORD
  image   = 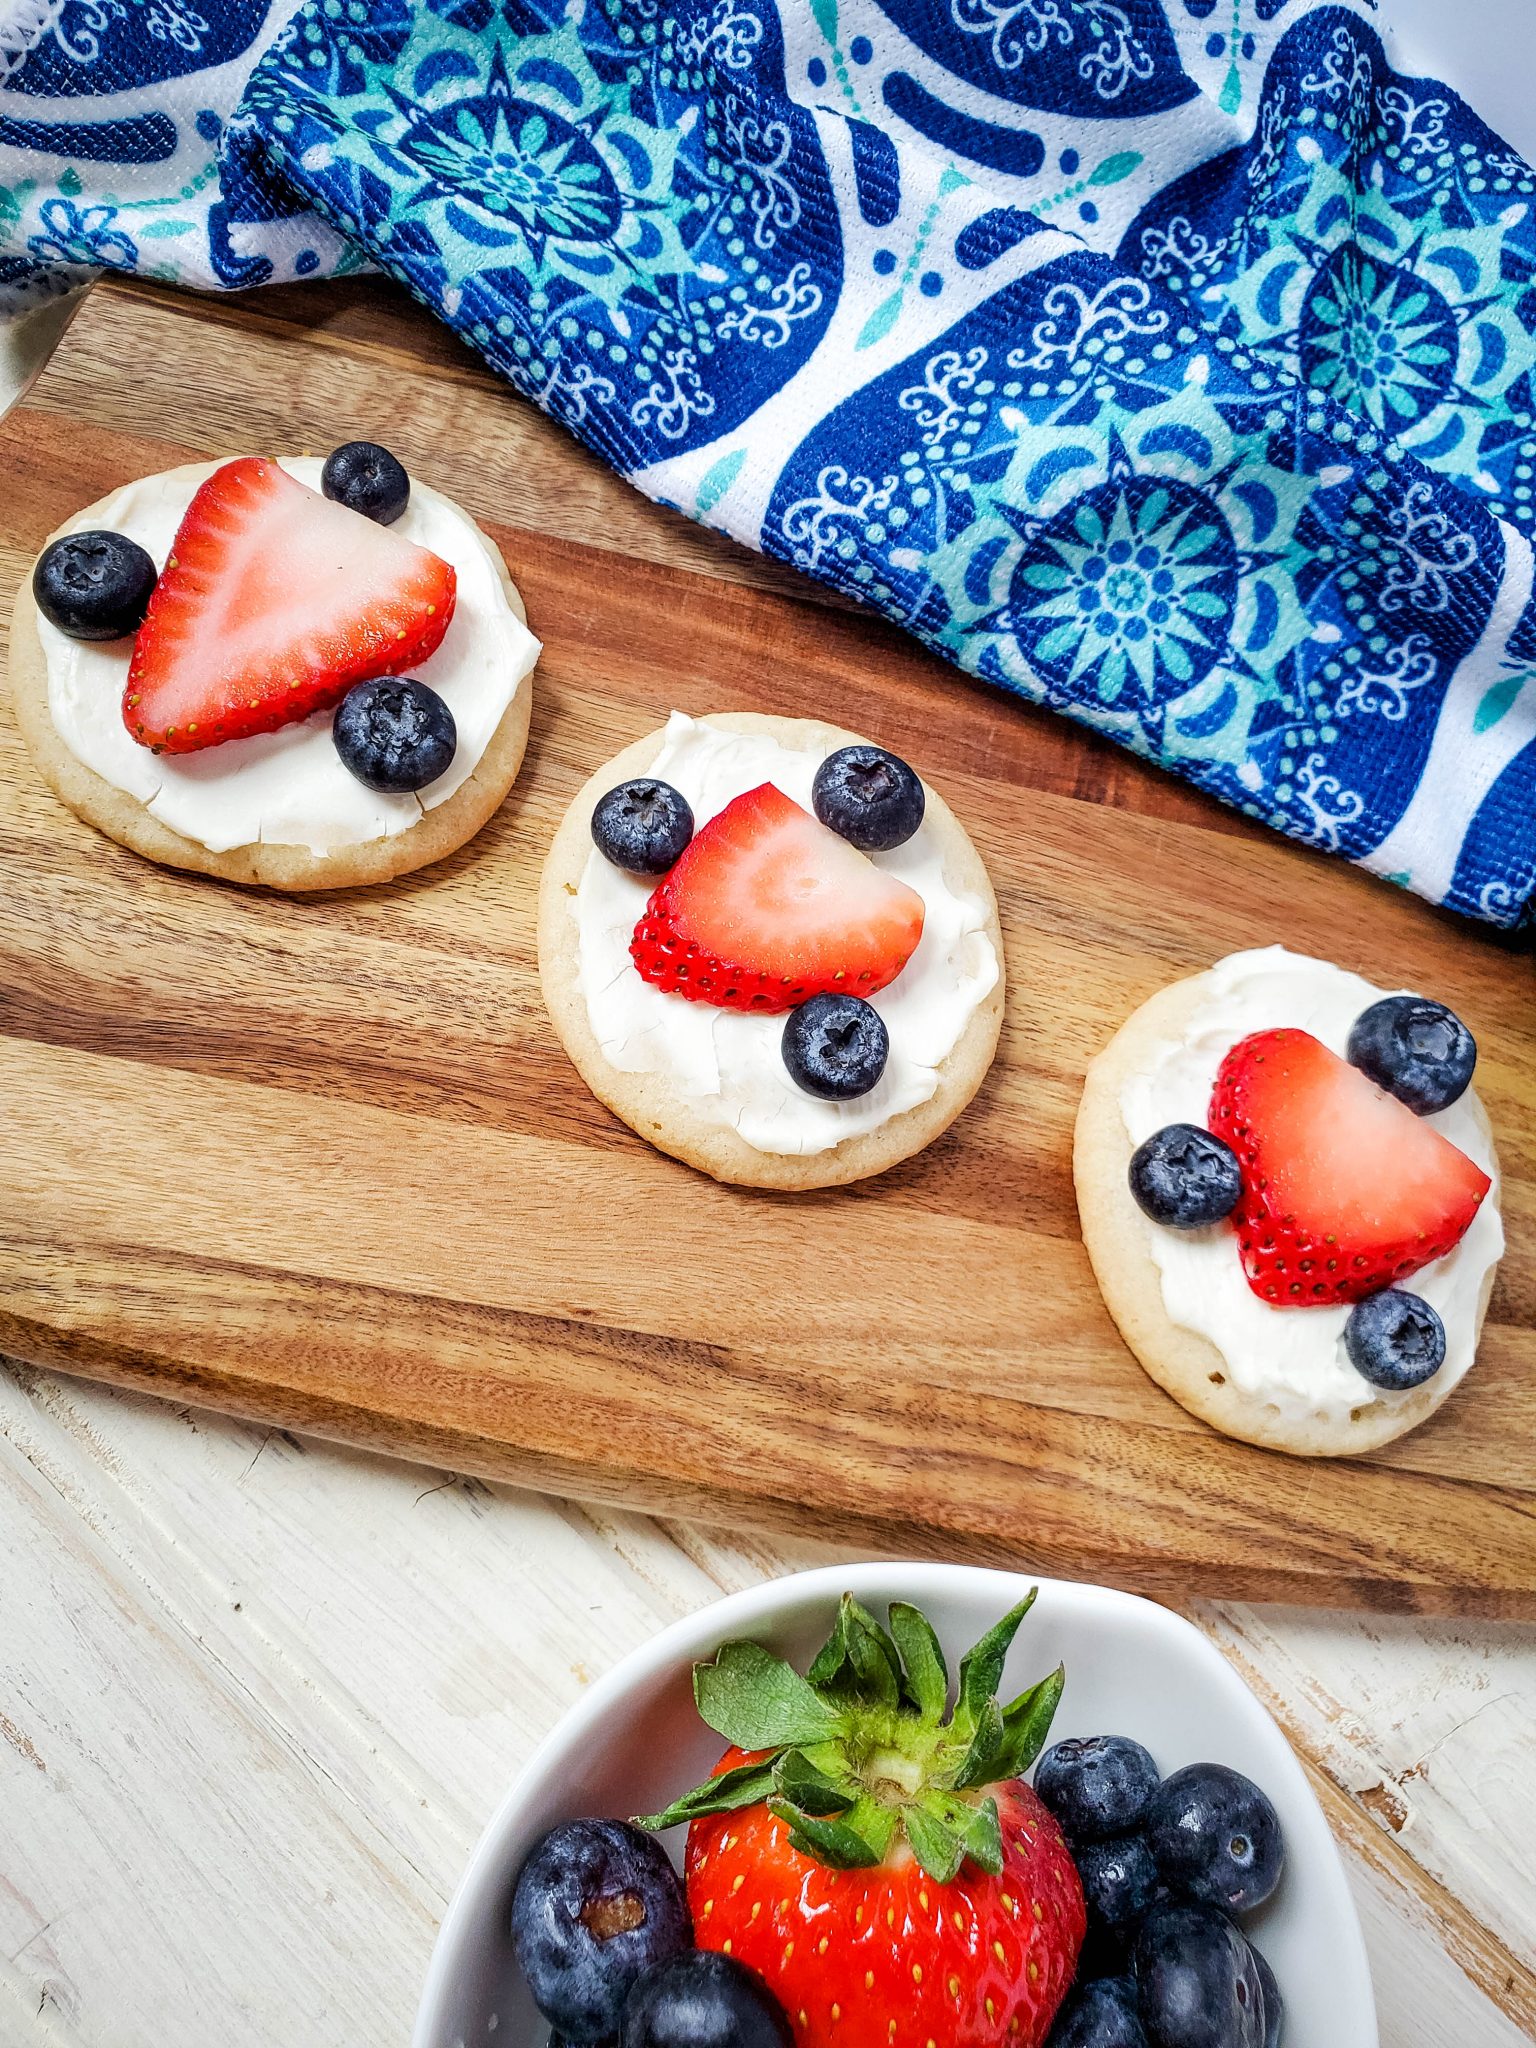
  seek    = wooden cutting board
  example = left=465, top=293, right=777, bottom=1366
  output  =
left=2, top=276, right=1532, bottom=1615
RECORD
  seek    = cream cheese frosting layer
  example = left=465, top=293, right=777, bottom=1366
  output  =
left=573, top=712, right=999, bottom=1158
left=37, top=458, right=541, bottom=856
left=1119, top=946, right=1503, bottom=1424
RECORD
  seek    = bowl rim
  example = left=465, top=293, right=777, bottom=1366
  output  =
left=413, top=1559, right=1377, bottom=2047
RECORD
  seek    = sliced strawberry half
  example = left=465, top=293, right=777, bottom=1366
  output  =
left=630, top=782, right=924, bottom=1012
left=124, top=456, right=456, bottom=753
left=1209, top=1028, right=1491, bottom=1306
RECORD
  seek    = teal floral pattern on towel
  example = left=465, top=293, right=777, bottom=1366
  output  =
left=4, top=0, right=1535, bottom=923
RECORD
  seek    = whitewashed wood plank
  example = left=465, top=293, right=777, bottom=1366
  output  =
left=1, top=1366, right=708, bottom=1862
left=1201, top=1601, right=1536, bottom=1983
left=1349, top=1853, right=1536, bottom=2048
left=0, top=1375, right=437, bottom=2048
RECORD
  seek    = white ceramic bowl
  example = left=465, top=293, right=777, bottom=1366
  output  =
left=415, top=1562, right=1377, bottom=2048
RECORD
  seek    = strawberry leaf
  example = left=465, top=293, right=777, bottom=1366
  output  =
left=694, top=1641, right=844, bottom=1750
left=904, top=1802, right=967, bottom=1885
left=948, top=1696, right=1006, bottom=1792
left=641, top=1591, right=1062, bottom=1883
left=910, top=1791, right=1005, bottom=1879
left=960, top=1795, right=1005, bottom=1876
left=950, top=1592, right=1037, bottom=1747
left=808, top=1594, right=903, bottom=1710
left=774, top=1748, right=855, bottom=1817
left=634, top=1757, right=779, bottom=1831
left=767, top=1800, right=882, bottom=1870
left=889, top=1601, right=949, bottom=1721
left=997, top=1664, right=1066, bottom=1781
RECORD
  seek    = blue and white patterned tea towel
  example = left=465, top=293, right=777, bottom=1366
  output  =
left=0, top=0, right=348, bottom=297
left=5, top=0, right=1536, bottom=926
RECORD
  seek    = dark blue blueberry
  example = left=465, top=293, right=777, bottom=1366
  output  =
left=621, top=1952, right=791, bottom=2048
left=811, top=744, right=925, bottom=851
left=1075, top=1922, right=1135, bottom=1984
left=33, top=530, right=157, bottom=641
left=591, top=780, right=694, bottom=875
left=1133, top=1903, right=1267, bottom=2048
left=1344, top=1288, right=1445, bottom=1390
left=512, top=1818, right=690, bottom=2043
left=1144, top=1764, right=1284, bottom=1915
left=1035, top=1735, right=1161, bottom=1843
left=1078, top=1833, right=1161, bottom=1930
left=1049, top=1976, right=1149, bottom=2048
left=332, top=676, right=456, bottom=793
left=1247, top=1943, right=1283, bottom=2048
left=849, top=33, right=873, bottom=62
left=1128, top=1126, right=1242, bottom=1230
left=1347, top=995, right=1476, bottom=1114
left=321, top=440, right=411, bottom=525
left=782, top=993, right=889, bottom=1100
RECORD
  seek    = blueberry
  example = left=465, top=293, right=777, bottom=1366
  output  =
left=621, top=1952, right=791, bottom=2048
left=1075, top=1922, right=1135, bottom=1985
left=811, top=744, right=925, bottom=851
left=1035, top=1736, right=1161, bottom=1843
left=321, top=440, right=410, bottom=525
left=1049, top=1975, right=1150, bottom=2047
left=1144, top=1764, right=1284, bottom=1915
left=1247, top=1943, right=1283, bottom=2048
left=1133, top=1903, right=1267, bottom=2048
left=511, top=1818, right=690, bottom=2042
left=1078, top=1833, right=1161, bottom=1931
left=332, top=676, right=456, bottom=793
left=591, top=780, right=694, bottom=875
left=1347, top=995, right=1476, bottom=1114
left=1344, top=1288, right=1445, bottom=1390
left=1128, top=1126, right=1242, bottom=1230
left=782, top=993, right=889, bottom=1100
left=33, top=530, right=157, bottom=641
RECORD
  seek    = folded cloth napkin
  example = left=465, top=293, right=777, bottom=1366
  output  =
left=7, top=1, right=1536, bottom=925
left=0, top=0, right=347, bottom=300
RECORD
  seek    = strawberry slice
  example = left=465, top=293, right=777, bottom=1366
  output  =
left=1209, top=1028, right=1491, bottom=1306
left=630, top=782, right=924, bottom=1012
left=124, top=457, right=456, bottom=753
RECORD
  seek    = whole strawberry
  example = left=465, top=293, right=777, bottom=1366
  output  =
left=639, top=1593, right=1085, bottom=2048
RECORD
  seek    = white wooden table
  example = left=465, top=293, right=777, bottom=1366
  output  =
left=4, top=11, right=1536, bottom=2024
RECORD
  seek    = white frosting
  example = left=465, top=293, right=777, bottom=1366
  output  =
left=1120, top=947, right=1504, bottom=1423
left=38, top=458, right=541, bottom=856
left=573, top=713, right=999, bottom=1156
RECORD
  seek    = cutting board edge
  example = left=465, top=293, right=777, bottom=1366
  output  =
left=6, top=1313, right=1533, bottom=1622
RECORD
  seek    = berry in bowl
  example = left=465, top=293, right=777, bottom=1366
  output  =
left=413, top=1564, right=1374, bottom=2047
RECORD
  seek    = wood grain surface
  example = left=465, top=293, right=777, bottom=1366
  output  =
left=1, top=276, right=1532, bottom=1615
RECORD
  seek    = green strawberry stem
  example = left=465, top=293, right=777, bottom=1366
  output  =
left=636, top=1592, right=1064, bottom=1884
